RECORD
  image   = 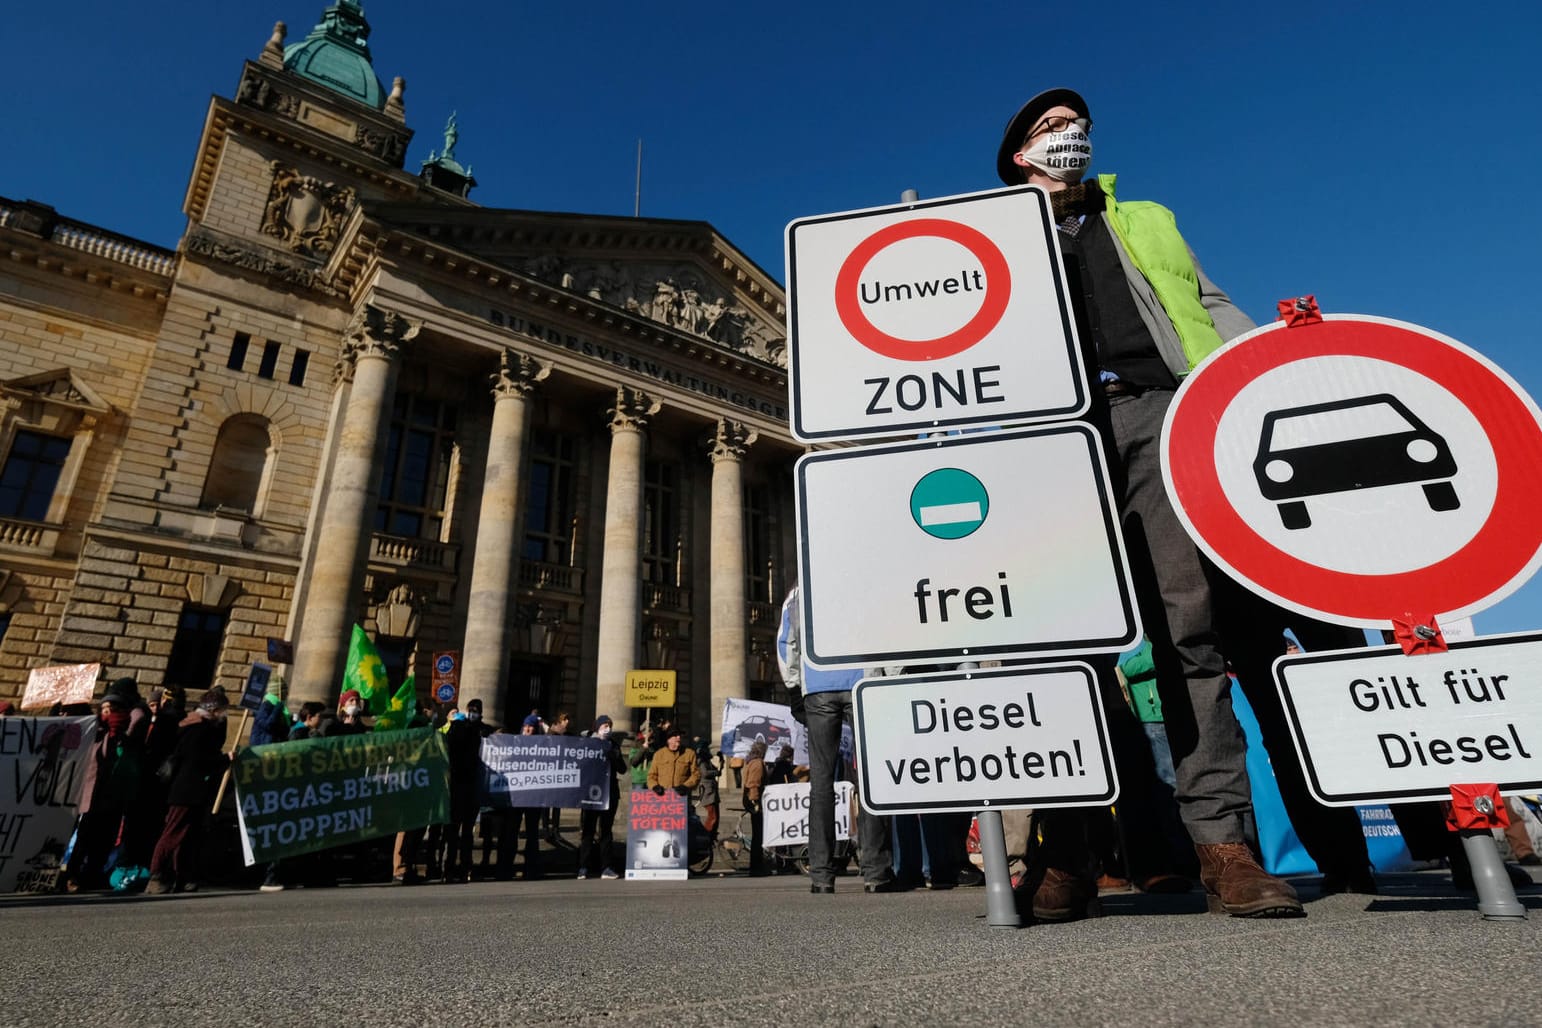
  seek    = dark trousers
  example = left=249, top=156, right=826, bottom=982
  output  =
left=749, top=806, right=766, bottom=873
left=1216, top=582, right=1373, bottom=877
left=443, top=819, right=475, bottom=880
left=805, top=689, right=893, bottom=887
left=578, top=803, right=618, bottom=874
left=150, top=805, right=203, bottom=886
left=496, top=808, right=541, bottom=879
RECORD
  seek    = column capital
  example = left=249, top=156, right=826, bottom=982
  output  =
left=709, top=418, right=758, bottom=463
left=607, top=385, right=661, bottom=435
left=342, top=304, right=421, bottom=364
left=490, top=348, right=553, bottom=401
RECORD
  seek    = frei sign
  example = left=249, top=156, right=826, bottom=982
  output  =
left=853, top=666, right=1117, bottom=814
left=1275, top=634, right=1542, bottom=805
left=785, top=186, right=1086, bottom=442
left=625, top=669, right=677, bottom=708
left=796, top=424, right=1140, bottom=668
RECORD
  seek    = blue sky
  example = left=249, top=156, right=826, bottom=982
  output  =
left=7, top=0, right=1542, bottom=636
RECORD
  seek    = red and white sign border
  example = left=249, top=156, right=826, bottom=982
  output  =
left=1162, top=314, right=1542, bottom=628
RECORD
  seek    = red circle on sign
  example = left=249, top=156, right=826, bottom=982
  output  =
left=1163, top=316, right=1542, bottom=626
left=833, top=218, right=1012, bottom=362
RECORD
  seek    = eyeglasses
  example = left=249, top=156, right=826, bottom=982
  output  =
left=1029, top=114, right=1092, bottom=138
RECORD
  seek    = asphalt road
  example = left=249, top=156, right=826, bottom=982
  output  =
left=4, top=868, right=1539, bottom=1027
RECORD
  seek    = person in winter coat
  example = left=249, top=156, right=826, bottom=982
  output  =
left=249, top=678, right=290, bottom=747
left=742, top=740, right=768, bottom=876
left=70, top=678, right=150, bottom=890
left=442, top=698, right=490, bottom=882
left=646, top=725, right=701, bottom=795
left=576, top=715, right=627, bottom=880
left=146, top=686, right=231, bottom=894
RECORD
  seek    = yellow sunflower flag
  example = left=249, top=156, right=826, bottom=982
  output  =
left=342, top=624, right=391, bottom=716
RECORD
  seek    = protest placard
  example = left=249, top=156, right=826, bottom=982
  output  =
left=232, top=727, right=449, bottom=865
left=480, top=734, right=613, bottom=810
left=0, top=717, right=97, bottom=892
left=762, top=781, right=855, bottom=847
left=625, top=788, right=688, bottom=880
left=719, top=698, right=808, bottom=764
left=20, top=663, right=100, bottom=711
left=239, top=662, right=273, bottom=713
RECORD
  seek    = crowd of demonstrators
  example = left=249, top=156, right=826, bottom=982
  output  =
left=146, top=686, right=232, bottom=894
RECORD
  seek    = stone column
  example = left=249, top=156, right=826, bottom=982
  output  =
left=593, top=386, right=660, bottom=732
left=459, top=350, right=551, bottom=728
left=709, top=418, right=757, bottom=733
left=290, top=305, right=418, bottom=703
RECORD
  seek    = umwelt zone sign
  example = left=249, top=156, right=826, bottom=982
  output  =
left=785, top=186, right=1087, bottom=442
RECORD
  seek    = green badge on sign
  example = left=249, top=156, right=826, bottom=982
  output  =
left=910, top=467, right=989, bottom=539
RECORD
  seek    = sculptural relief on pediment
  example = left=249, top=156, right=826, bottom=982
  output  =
left=516, top=257, right=786, bottom=368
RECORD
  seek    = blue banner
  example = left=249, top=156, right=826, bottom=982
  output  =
left=479, top=735, right=613, bottom=810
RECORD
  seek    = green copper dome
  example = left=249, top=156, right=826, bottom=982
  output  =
left=283, top=1, right=385, bottom=110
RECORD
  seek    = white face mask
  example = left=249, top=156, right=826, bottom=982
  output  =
left=598, top=724, right=612, bottom=739
left=467, top=711, right=481, bottom=721
left=1018, top=124, right=1092, bottom=182
left=344, top=703, right=360, bottom=717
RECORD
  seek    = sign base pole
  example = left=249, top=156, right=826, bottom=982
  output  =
left=976, top=809, right=1021, bottom=929
left=1459, top=830, right=1526, bottom=921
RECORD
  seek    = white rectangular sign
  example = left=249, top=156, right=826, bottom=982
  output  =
left=786, top=186, right=1087, bottom=442
left=796, top=425, right=1140, bottom=668
left=854, top=666, right=1118, bottom=814
left=762, top=782, right=854, bottom=848
left=1276, top=632, right=1542, bottom=806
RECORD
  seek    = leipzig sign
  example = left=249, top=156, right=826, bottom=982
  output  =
left=785, top=186, right=1087, bottom=442
left=1162, top=315, right=1542, bottom=628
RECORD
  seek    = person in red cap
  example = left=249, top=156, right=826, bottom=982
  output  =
left=995, top=88, right=1301, bottom=920
left=336, top=689, right=368, bottom=735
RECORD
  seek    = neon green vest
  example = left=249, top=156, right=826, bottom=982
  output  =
left=1097, top=174, right=1225, bottom=370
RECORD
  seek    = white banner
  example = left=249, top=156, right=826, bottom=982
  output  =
left=762, top=781, right=854, bottom=847
left=1, top=717, right=97, bottom=892
left=719, top=698, right=807, bottom=765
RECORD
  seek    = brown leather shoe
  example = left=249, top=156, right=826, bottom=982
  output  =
left=1196, top=843, right=1304, bottom=918
left=1016, top=866, right=1101, bottom=922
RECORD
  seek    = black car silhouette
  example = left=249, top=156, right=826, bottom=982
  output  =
left=1254, top=394, right=1459, bottom=530
left=733, top=714, right=792, bottom=753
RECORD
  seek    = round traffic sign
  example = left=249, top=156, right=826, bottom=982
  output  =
left=910, top=467, right=990, bottom=539
left=435, top=654, right=456, bottom=675
left=434, top=682, right=456, bottom=704
left=1162, top=315, right=1542, bottom=627
left=833, top=218, right=1011, bottom=362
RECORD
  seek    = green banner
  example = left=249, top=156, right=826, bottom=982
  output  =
left=232, top=728, right=449, bottom=865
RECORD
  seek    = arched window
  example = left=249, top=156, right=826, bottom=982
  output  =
left=200, top=414, right=274, bottom=515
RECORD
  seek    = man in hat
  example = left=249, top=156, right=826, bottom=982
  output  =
left=995, top=89, right=1301, bottom=919
left=577, top=714, right=626, bottom=879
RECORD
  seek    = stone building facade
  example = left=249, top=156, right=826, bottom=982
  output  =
left=0, top=2, right=799, bottom=733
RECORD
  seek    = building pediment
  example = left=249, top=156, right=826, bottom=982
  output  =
left=359, top=205, right=788, bottom=367
left=1, top=368, right=111, bottom=418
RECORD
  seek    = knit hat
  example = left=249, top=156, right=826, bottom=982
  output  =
left=102, top=676, right=140, bottom=707
left=0, top=701, right=14, bottom=716
left=593, top=714, right=613, bottom=732
left=339, top=689, right=362, bottom=709
left=663, top=724, right=683, bottom=740
left=199, top=686, right=230, bottom=711
left=996, top=87, right=1090, bottom=186
left=522, top=714, right=544, bottom=729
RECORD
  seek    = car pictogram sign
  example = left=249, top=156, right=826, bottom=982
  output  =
left=785, top=186, right=1087, bottom=442
left=1162, top=315, right=1542, bottom=628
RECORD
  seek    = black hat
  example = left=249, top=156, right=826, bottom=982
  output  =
left=199, top=685, right=230, bottom=711
left=102, top=676, right=140, bottom=707
left=995, top=87, right=1090, bottom=185
left=663, top=724, right=683, bottom=739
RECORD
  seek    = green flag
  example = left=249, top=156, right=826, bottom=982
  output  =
left=373, top=674, right=417, bottom=733
left=343, top=624, right=391, bottom=716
